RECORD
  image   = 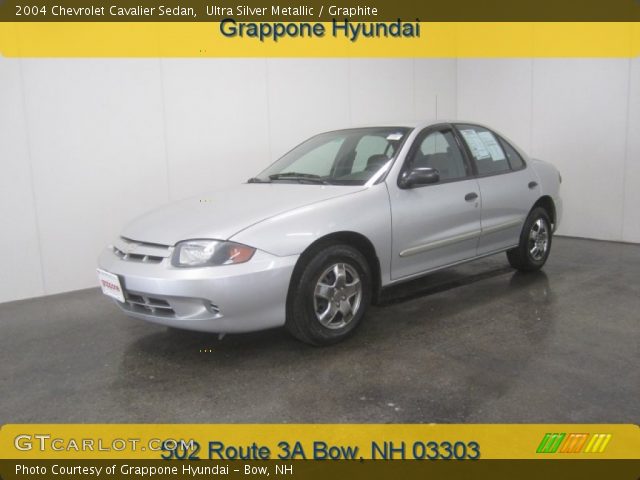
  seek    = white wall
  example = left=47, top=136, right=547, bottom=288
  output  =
left=624, top=58, right=640, bottom=242
left=457, top=58, right=639, bottom=243
left=20, top=60, right=169, bottom=296
left=0, top=58, right=457, bottom=303
left=2, top=56, right=637, bottom=304
left=0, top=61, right=44, bottom=301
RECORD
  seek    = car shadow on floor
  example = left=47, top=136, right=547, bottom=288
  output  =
left=378, top=264, right=515, bottom=305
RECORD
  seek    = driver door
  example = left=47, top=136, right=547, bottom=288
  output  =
left=388, top=126, right=482, bottom=280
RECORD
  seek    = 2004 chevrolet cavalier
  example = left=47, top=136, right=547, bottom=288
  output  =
left=98, top=121, right=562, bottom=345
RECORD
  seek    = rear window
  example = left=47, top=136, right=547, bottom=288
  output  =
left=499, top=137, right=526, bottom=170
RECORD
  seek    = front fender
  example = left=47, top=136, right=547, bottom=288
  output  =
left=230, top=183, right=393, bottom=283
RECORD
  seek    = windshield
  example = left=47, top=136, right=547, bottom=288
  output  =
left=251, top=127, right=411, bottom=185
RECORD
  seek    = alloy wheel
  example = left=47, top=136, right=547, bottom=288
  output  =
left=313, top=263, right=363, bottom=329
left=528, top=218, right=550, bottom=261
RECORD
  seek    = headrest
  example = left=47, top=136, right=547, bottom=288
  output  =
left=366, top=154, right=389, bottom=170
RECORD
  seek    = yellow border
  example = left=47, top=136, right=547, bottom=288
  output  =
left=1, top=424, right=638, bottom=460
left=1, top=22, right=639, bottom=57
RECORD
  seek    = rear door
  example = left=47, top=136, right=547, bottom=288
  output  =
left=455, top=124, right=539, bottom=255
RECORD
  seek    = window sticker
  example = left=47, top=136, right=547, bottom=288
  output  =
left=460, top=129, right=490, bottom=160
left=386, top=133, right=404, bottom=141
left=478, top=131, right=506, bottom=161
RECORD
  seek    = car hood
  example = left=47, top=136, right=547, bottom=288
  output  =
left=121, top=183, right=365, bottom=246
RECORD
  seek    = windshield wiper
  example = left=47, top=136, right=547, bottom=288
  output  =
left=247, top=177, right=271, bottom=183
left=268, top=172, right=330, bottom=184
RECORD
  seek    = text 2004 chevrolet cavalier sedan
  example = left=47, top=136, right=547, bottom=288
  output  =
left=98, top=121, right=562, bottom=345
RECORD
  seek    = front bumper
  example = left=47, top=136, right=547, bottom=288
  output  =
left=98, top=246, right=298, bottom=333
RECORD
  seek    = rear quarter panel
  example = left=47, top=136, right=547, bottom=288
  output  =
left=530, top=158, right=563, bottom=229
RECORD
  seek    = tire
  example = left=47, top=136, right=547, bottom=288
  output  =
left=286, top=244, right=372, bottom=346
left=507, top=207, right=553, bottom=272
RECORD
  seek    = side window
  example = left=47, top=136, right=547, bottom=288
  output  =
left=351, top=135, right=392, bottom=174
left=499, top=137, right=526, bottom=170
left=409, top=129, right=468, bottom=181
left=458, top=125, right=510, bottom=175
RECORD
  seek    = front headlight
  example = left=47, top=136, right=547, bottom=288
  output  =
left=171, top=239, right=256, bottom=267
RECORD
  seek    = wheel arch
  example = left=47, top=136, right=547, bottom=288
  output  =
left=286, top=231, right=383, bottom=308
left=532, top=195, right=557, bottom=230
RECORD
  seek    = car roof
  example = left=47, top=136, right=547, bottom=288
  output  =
left=345, top=119, right=490, bottom=130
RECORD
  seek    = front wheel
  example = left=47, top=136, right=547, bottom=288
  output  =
left=507, top=207, right=552, bottom=272
left=286, top=244, right=372, bottom=346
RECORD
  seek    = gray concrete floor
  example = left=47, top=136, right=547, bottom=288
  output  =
left=0, top=237, right=638, bottom=423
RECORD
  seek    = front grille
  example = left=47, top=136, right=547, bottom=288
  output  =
left=125, top=293, right=175, bottom=317
left=113, top=247, right=164, bottom=263
left=112, top=237, right=170, bottom=264
left=118, top=291, right=222, bottom=321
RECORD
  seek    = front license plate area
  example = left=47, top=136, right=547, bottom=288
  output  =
left=97, top=268, right=125, bottom=303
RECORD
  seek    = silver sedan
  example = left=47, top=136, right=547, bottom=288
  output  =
left=98, top=121, right=562, bottom=345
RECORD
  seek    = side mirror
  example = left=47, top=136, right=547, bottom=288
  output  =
left=399, top=167, right=440, bottom=188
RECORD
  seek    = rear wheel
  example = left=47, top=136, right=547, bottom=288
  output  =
left=507, top=207, right=552, bottom=272
left=286, top=244, right=372, bottom=346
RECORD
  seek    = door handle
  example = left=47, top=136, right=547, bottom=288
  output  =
left=465, top=192, right=479, bottom=202
left=528, top=181, right=539, bottom=189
